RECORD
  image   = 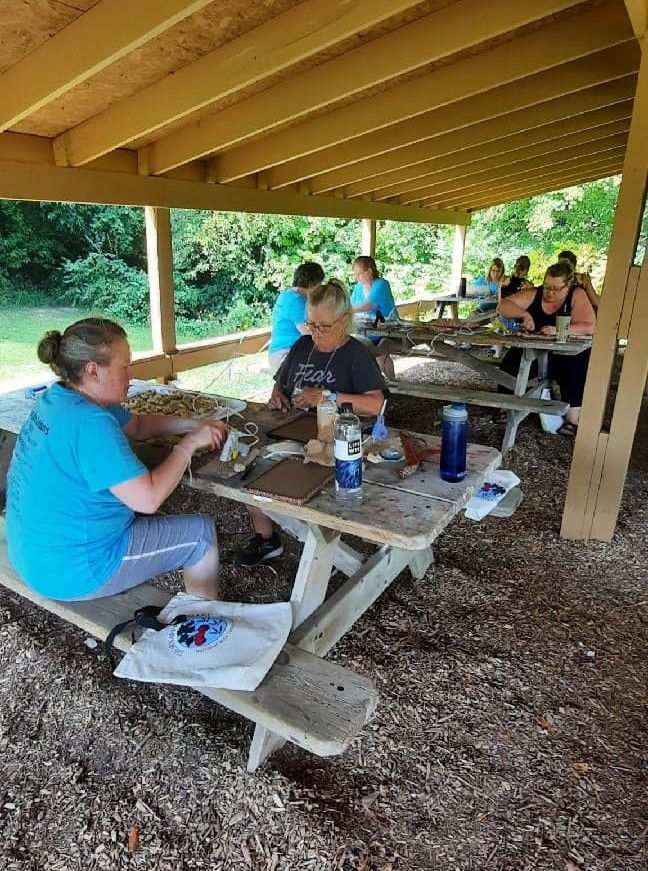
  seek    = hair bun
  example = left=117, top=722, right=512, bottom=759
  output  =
left=37, top=330, right=63, bottom=364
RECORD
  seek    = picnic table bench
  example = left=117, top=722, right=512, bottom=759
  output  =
left=0, top=383, right=500, bottom=770
left=369, top=326, right=592, bottom=452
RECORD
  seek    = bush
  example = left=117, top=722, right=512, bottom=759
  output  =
left=62, top=253, right=149, bottom=322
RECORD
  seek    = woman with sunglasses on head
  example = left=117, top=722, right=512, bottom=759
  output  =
left=496, top=261, right=596, bottom=436
left=236, top=279, right=386, bottom=567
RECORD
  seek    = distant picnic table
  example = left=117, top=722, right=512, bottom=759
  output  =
left=368, top=324, right=592, bottom=452
left=0, top=382, right=500, bottom=770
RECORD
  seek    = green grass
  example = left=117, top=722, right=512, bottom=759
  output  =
left=0, top=306, right=273, bottom=398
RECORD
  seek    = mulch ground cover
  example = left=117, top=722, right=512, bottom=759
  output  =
left=0, top=359, right=646, bottom=870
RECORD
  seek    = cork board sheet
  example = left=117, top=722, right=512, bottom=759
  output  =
left=267, top=413, right=318, bottom=443
left=245, top=458, right=333, bottom=505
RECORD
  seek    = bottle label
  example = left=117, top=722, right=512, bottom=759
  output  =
left=334, top=437, right=362, bottom=489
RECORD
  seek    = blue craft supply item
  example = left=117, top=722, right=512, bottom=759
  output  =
left=371, top=399, right=388, bottom=441
left=380, top=447, right=402, bottom=461
left=440, top=402, right=467, bottom=482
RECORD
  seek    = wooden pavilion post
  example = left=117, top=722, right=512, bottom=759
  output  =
left=144, top=206, right=177, bottom=360
left=450, top=223, right=467, bottom=293
left=361, top=218, right=377, bottom=257
left=561, top=45, right=648, bottom=541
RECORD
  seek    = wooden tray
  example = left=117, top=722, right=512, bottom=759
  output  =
left=245, top=457, right=333, bottom=505
left=266, top=413, right=318, bottom=443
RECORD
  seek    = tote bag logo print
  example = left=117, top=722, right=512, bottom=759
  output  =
left=170, top=616, right=232, bottom=656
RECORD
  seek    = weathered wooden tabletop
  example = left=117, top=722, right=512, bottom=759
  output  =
left=190, top=401, right=500, bottom=550
left=372, top=324, right=592, bottom=356
left=0, top=382, right=501, bottom=551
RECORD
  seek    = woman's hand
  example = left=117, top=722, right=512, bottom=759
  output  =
left=181, top=421, right=226, bottom=454
left=539, top=325, right=557, bottom=336
left=269, top=385, right=291, bottom=412
left=292, top=387, right=323, bottom=409
left=521, top=312, right=536, bottom=332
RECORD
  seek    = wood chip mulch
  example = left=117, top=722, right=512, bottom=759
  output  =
left=0, top=360, right=646, bottom=870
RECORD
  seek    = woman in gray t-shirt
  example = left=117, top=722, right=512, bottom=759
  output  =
left=236, top=280, right=386, bottom=567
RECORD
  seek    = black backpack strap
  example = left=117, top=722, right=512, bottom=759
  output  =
left=105, top=604, right=170, bottom=668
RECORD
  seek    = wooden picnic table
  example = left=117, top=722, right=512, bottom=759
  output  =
left=0, top=382, right=500, bottom=769
left=184, top=397, right=500, bottom=766
left=369, top=325, right=592, bottom=452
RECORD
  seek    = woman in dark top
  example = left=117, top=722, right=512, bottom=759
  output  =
left=236, top=279, right=386, bottom=567
left=497, top=261, right=596, bottom=436
left=500, top=255, right=532, bottom=299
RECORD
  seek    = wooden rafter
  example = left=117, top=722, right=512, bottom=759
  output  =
left=52, top=0, right=422, bottom=167
left=146, top=0, right=583, bottom=176
left=448, top=159, right=624, bottom=210
left=0, top=158, right=469, bottom=226
left=562, top=46, right=648, bottom=541
left=311, top=76, right=636, bottom=195
left=408, top=134, right=629, bottom=204
left=371, top=115, right=630, bottom=202
left=623, top=0, right=647, bottom=40
left=445, top=154, right=625, bottom=209
left=466, top=163, right=623, bottom=211
left=262, top=38, right=638, bottom=191
left=0, top=0, right=214, bottom=134
left=210, top=0, right=631, bottom=184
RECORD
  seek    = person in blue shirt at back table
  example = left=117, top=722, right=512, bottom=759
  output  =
left=473, top=257, right=506, bottom=313
left=351, top=255, right=398, bottom=381
left=268, top=261, right=325, bottom=374
left=6, top=318, right=227, bottom=603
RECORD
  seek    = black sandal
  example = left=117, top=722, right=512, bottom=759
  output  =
left=558, top=421, right=578, bottom=437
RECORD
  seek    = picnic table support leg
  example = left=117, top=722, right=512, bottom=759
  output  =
left=502, top=348, right=536, bottom=453
left=291, top=545, right=420, bottom=657
left=247, top=523, right=339, bottom=772
left=408, top=546, right=434, bottom=579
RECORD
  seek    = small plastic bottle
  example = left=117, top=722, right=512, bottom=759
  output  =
left=317, top=390, right=337, bottom=443
left=334, top=403, right=363, bottom=505
left=440, top=402, right=467, bottom=482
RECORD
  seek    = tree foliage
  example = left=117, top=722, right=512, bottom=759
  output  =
left=0, top=176, right=623, bottom=326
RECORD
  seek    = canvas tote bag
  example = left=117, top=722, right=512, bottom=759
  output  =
left=114, top=593, right=292, bottom=691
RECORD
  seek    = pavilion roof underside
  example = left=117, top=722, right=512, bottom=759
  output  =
left=0, top=0, right=638, bottom=221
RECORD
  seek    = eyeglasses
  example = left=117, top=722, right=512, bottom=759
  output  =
left=542, top=283, right=568, bottom=294
left=306, top=317, right=341, bottom=333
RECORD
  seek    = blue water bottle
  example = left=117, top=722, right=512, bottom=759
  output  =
left=440, top=402, right=467, bottom=482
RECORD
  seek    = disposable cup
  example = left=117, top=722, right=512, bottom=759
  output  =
left=556, top=315, right=571, bottom=342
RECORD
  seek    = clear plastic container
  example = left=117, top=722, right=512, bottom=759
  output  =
left=333, top=403, right=363, bottom=505
left=317, top=390, right=337, bottom=443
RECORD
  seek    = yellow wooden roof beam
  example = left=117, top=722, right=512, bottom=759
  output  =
left=402, top=131, right=629, bottom=204
left=623, top=0, right=647, bottom=41
left=268, top=43, right=640, bottom=192
left=147, top=0, right=582, bottom=176
left=464, top=163, right=624, bottom=211
left=0, top=0, right=215, bottom=134
left=443, top=156, right=624, bottom=210
left=212, top=0, right=632, bottom=185
left=0, top=157, right=469, bottom=226
left=342, top=100, right=633, bottom=200
left=52, top=0, right=422, bottom=167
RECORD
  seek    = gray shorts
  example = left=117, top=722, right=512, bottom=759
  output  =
left=68, top=514, right=215, bottom=601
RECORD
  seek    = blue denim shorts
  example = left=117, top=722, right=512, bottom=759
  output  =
left=68, top=514, right=215, bottom=601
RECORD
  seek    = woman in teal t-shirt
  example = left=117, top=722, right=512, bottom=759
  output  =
left=268, top=261, right=324, bottom=374
left=6, top=318, right=226, bottom=602
left=351, top=255, right=398, bottom=381
left=473, top=257, right=506, bottom=312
